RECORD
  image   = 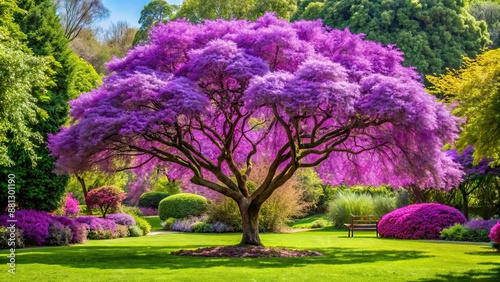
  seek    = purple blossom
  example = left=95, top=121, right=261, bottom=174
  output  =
left=466, top=219, right=499, bottom=231
left=379, top=203, right=467, bottom=239
left=0, top=210, right=53, bottom=246
left=75, top=216, right=116, bottom=232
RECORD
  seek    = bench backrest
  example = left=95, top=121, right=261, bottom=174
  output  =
left=350, top=214, right=379, bottom=224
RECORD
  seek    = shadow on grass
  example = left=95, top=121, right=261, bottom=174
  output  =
left=16, top=245, right=432, bottom=270
left=413, top=263, right=500, bottom=281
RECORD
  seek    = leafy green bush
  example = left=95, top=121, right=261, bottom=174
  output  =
left=130, top=214, right=151, bottom=235
left=373, top=195, right=397, bottom=217
left=208, top=182, right=308, bottom=232
left=440, top=224, right=491, bottom=242
left=162, top=218, right=177, bottom=230
left=113, top=224, right=129, bottom=238
left=120, top=206, right=142, bottom=216
left=192, top=221, right=214, bottom=233
left=128, top=225, right=143, bottom=237
left=158, top=193, right=209, bottom=220
left=207, top=197, right=242, bottom=231
left=311, top=219, right=327, bottom=229
left=137, top=192, right=170, bottom=209
left=440, top=224, right=470, bottom=241
left=326, top=192, right=375, bottom=227
left=0, top=226, right=24, bottom=249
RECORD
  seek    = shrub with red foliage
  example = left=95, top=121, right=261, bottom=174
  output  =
left=85, top=186, right=126, bottom=218
left=378, top=203, right=467, bottom=239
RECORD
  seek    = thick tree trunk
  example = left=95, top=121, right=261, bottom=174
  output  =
left=238, top=200, right=262, bottom=246
left=77, top=175, right=92, bottom=215
left=461, top=188, right=469, bottom=220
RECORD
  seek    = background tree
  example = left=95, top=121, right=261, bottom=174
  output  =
left=133, top=0, right=178, bottom=46
left=291, top=0, right=324, bottom=21
left=317, top=0, right=490, bottom=77
left=54, top=0, right=109, bottom=41
left=0, top=0, right=75, bottom=212
left=468, top=0, right=500, bottom=48
left=176, top=0, right=297, bottom=23
left=0, top=0, right=52, bottom=166
left=49, top=14, right=462, bottom=246
left=448, top=146, right=500, bottom=219
left=427, top=48, right=500, bottom=163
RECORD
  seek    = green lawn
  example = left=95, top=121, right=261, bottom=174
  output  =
left=142, top=216, right=163, bottom=231
left=2, top=228, right=499, bottom=281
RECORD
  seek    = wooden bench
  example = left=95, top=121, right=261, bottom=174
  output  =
left=344, top=214, right=379, bottom=237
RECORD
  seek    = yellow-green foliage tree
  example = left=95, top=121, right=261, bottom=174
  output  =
left=427, top=48, right=500, bottom=163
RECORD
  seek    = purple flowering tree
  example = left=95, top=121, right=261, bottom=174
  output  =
left=447, top=146, right=500, bottom=219
left=49, top=14, right=462, bottom=246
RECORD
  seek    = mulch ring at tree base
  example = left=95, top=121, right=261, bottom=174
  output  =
left=171, top=246, right=323, bottom=258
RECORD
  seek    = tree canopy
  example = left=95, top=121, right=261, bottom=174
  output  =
left=0, top=0, right=52, bottom=166
left=54, top=0, right=109, bottom=41
left=175, top=0, right=297, bottom=23
left=0, top=0, right=78, bottom=212
left=49, top=14, right=462, bottom=245
left=427, top=48, right=500, bottom=164
left=307, top=0, right=490, bottom=77
left=133, top=0, right=178, bottom=46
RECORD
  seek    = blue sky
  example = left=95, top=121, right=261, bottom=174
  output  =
left=100, top=0, right=184, bottom=29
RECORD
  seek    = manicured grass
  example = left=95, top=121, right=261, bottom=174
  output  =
left=289, top=213, right=331, bottom=228
left=2, top=228, right=498, bottom=281
left=142, top=216, right=163, bottom=231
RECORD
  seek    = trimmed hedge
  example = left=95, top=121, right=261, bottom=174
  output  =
left=137, top=192, right=170, bottom=209
left=158, top=193, right=209, bottom=220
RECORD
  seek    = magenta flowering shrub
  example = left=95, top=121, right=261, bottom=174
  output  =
left=378, top=203, right=467, bottom=239
left=466, top=219, right=499, bottom=231
left=107, top=213, right=136, bottom=226
left=63, top=193, right=80, bottom=217
left=489, top=221, right=500, bottom=243
left=54, top=216, right=87, bottom=244
left=139, top=207, right=158, bottom=216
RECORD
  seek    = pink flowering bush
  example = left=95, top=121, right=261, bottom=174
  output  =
left=489, top=221, right=500, bottom=251
left=378, top=203, right=467, bottom=239
left=63, top=193, right=80, bottom=217
left=85, top=186, right=126, bottom=218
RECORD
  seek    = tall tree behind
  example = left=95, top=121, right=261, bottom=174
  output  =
left=317, top=0, right=490, bottom=77
left=175, top=0, right=297, bottom=23
left=54, top=0, right=109, bottom=41
left=468, top=0, right=500, bottom=48
left=133, top=0, right=178, bottom=46
left=0, top=0, right=52, bottom=167
left=0, top=0, right=74, bottom=212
